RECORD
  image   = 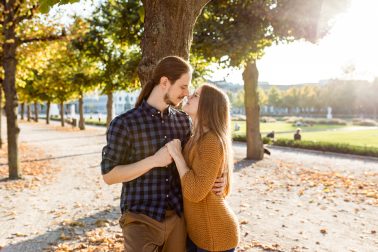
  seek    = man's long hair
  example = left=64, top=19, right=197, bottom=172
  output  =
left=135, top=56, right=192, bottom=108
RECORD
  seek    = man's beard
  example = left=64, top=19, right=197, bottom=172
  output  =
left=164, top=93, right=183, bottom=107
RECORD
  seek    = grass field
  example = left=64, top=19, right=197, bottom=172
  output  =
left=79, top=118, right=378, bottom=148
left=232, top=121, right=378, bottom=148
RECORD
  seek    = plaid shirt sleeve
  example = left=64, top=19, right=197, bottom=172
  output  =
left=101, top=116, right=130, bottom=175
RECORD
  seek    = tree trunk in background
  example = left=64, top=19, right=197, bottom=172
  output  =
left=2, top=8, right=21, bottom=179
left=79, top=93, right=85, bottom=130
left=27, top=104, right=31, bottom=121
left=138, top=0, right=209, bottom=86
left=0, top=88, right=3, bottom=149
left=46, top=101, right=51, bottom=124
left=60, top=102, right=65, bottom=127
left=20, top=103, right=25, bottom=120
left=34, top=101, right=38, bottom=122
left=106, top=92, right=113, bottom=128
left=243, top=61, right=264, bottom=160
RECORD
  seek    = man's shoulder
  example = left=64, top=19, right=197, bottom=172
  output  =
left=118, top=107, right=140, bottom=118
left=109, top=108, right=140, bottom=128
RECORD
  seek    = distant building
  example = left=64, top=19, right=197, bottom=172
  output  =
left=78, top=89, right=141, bottom=116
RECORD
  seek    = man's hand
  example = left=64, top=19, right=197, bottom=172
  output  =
left=152, top=146, right=173, bottom=167
left=212, top=175, right=227, bottom=196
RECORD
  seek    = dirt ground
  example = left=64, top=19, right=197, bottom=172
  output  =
left=0, top=119, right=377, bottom=252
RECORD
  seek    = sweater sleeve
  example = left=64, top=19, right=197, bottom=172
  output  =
left=181, top=134, right=223, bottom=203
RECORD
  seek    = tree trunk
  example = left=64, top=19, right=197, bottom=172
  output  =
left=0, top=87, right=3, bottom=149
left=34, top=101, right=38, bottom=122
left=46, top=101, right=51, bottom=124
left=2, top=10, right=21, bottom=179
left=20, top=102, right=25, bottom=120
left=106, top=92, right=113, bottom=128
left=60, top=102, right=65, bottom=127
left=243, top=61, right=264, bottom=160
left=27, top=104, right=31, bottom=121
left=79, top=93, right=85, bottom=130
left=138, top=0, right=209, bottom=86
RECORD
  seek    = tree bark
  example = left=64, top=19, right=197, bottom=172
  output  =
left=34, top=101, right=38, bottom=122
left=20, top=102, right=25, bottom=120
left=138, top=0, right=209, bottom=86
left=46, top=101, right=51, bottom=124
left=27, top=104, right=31, bottom=121
left=106, top=92, right=113, bottom=128
left=0, top=87, right=3, bottom=149
left=2, top=1, right=22, bottom=178
left=79, top=92, right=85, bottom=130
left=243, top=61, right=264, bottom=160
left=60, top=102, right=65, bottom=127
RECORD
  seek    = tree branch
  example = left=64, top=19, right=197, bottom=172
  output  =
left=19, top=31, right=66, bottom=45
left=14, top=3, right=38, bottom=24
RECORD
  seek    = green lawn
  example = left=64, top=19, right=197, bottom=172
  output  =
left=232, top=121, right=378, bottom=148
left=232, top=121, right=345, bottom=135
left=277, top=129, right=378, bottom=148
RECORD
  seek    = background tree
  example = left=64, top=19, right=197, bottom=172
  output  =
left=0, top=0, right=76, bottom=179
left=192, top=0, right=349, bottom=160
left=0, top=81, right=3, bottom=149
left=73, top=0, right=142, bottom=127
left=138, top=0, right=211, bottom=86
left=282, top=87, right=300, bottom=114
left=268, top=87, right=283, bottom=109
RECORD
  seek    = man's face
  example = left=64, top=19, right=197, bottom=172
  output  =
left=164, top=72, right=191, bottom=106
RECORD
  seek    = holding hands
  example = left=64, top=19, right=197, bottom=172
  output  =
left=151, top=139, right=182, bottom=168
left=152, top=145, right=173, bottom=167
left=166, top=139, right=182, bottom=160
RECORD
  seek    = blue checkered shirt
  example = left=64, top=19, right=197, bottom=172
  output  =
left=101, top=100, right=192, bottom=221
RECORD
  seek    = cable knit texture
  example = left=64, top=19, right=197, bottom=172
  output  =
left=181, top=132, right=240, bottom=251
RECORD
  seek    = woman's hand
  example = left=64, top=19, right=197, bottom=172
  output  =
left=166, top=139, right=189, bottom=178
left=166, top=139, right=182, bottom=160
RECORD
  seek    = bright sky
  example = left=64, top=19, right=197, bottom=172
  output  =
left=51, top=0, right=378, bottom=86
left=211, top=0, right=378, bottom=85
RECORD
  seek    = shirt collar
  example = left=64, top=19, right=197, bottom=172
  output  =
left=140, top=100, right=173, bottom=117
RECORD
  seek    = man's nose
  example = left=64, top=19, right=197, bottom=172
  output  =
left=183, top=88, right=189, bottom=97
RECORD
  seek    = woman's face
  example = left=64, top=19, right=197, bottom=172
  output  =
left=183, top=87, right=202, bottom=119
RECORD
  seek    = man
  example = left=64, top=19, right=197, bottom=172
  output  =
left=101, top=56, right=224, bottom=251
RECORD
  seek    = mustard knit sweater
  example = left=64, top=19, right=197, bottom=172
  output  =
left=181, top=132, right=240, bottom=251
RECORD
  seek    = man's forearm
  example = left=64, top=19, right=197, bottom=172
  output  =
left=103, top=156, right=156, bottom=185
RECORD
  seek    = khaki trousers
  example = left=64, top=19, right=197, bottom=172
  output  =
left=119, top=210, right=186, bottom=252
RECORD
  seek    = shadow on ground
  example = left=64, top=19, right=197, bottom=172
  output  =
left=234, top=158, right=256, bottom=172
left=0, top=152, right=99, bottom=167
left=2, top=207, right=121, bottom=252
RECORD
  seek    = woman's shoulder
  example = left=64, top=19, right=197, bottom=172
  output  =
left=201, top=131, right=220, bottom=143
left=198, top=132, right=223, bottom=153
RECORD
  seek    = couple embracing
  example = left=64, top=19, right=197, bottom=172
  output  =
left=101, top=56, right=240, bottom=252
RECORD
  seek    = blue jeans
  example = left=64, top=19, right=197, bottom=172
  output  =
left=186, top=237, right=235, bottom=252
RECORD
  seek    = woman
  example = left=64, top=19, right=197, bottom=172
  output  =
left=166, top=84, right=240, bottom=252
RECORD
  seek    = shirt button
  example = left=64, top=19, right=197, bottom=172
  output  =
left=164, top=136, right=167, bottom=139
left=166, top=195, right=169, bottom=198
left=152, top=114, right=154, bottom=117
left=162, top=120, right=164, bottom=123
left=166, top=179, right=169, bottom=182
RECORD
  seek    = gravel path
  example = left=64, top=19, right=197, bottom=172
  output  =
left=0, top=119, right=377, bottom=251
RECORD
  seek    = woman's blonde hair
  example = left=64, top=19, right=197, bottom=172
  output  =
left=186, top=83, right=234, bottom=196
